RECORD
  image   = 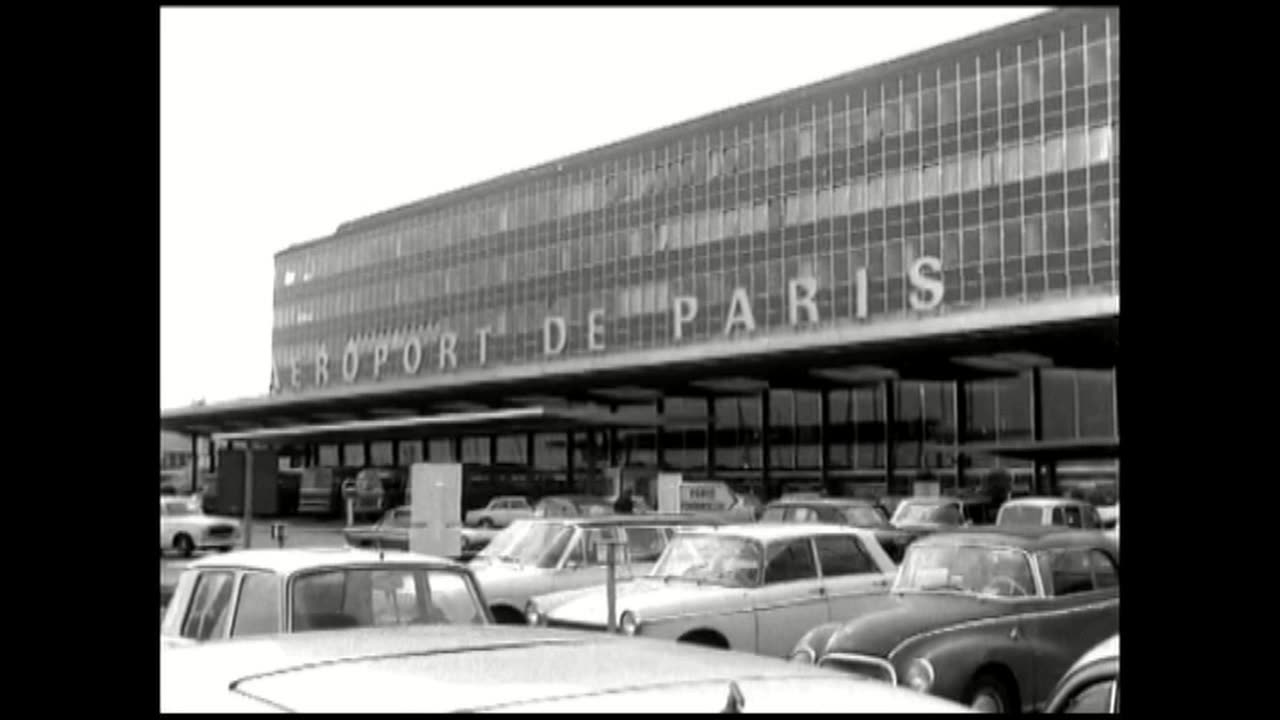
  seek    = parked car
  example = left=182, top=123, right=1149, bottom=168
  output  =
left=160, top=548, right=492, bottom=646
left=761, top=497, right=917, bottom=563
left=532, top=494, right=616, bottom=518
left=160, top=496, right=241, bottom=558
left=1098, top=502, right=1119, bottom=529
left=470, top=514, right=719, bottom=624
left=465, top=495, right=534, bottom=528
left=1045, top=635, right=1119, bottom=713
left=890, top=495, right=997, bottom=538
left=996, top=497, right=1104, bottom=529
left=536, top=524, right=898, bottom=658
left=160, top=624, right=969, bottom=713
left=790, top=527, right=1119, bottom=713
left=344, top=505, right=496, bottom=559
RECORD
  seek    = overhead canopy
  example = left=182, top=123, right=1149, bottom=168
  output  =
left=926, top=437, right=1120, bottom=463
left=213, top=405, right=673, bottom=446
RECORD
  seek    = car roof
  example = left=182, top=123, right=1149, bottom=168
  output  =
left=1001, top=496, right=1094, bottom=509
left=766, top=498, right=877, bottom=508
left=681, top=523, right=880, bottom=543
left=160, top=625, right=967, bottom=713
left=915, top=526, right=1114, bottom=551
left=185, top=547, right=466, bottom=575
left=519, top=513, right=720, bottom=528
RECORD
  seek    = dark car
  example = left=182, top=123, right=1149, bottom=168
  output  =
left=760, top=498, right=917, bottom=563
left=790, top=527, right=1119, bottom=713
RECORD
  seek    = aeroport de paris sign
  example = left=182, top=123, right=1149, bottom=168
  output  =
left=270, top=257, right=945, bottom=395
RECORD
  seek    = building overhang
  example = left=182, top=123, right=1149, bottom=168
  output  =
left=163, top=295, right=1118, bottom=439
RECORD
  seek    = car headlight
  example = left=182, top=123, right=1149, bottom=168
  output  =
left=788, top=648, right=815, bottom=665
left=524, top=601, right=544, bottom=626
left=903, top=658, right=935, bottom=692
left=619, top=610, right=640, bottom=636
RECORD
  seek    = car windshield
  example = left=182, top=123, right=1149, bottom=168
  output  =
left=650, top=534, right=762, bottom=587
left=895, top=543, right=1036, bottom=598
left=893, top=501, right=959, bottom=525
left=291, top=566, right=486, bottom=630
left=841, top=506, right=887, bottom=527
left=998, top=506, right=1046, bottom=526
left=760, top=507, right=787, bottom=522
left=476, top=520, right=576, bottom=568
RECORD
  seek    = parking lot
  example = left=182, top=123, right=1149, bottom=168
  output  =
left=161, top=517, right=349, bottom=588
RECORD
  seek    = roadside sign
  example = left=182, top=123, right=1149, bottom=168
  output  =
left=680, top=481, right=736, bottom=512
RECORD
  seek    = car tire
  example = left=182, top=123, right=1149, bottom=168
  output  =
left=478, top=518, right=495, bottom=529
left=966, top=670, right=1017, bottom=714
left=174, top=534, right=195, bottom=558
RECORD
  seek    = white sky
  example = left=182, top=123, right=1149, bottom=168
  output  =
left=160, top=6, right=1048, bottom=411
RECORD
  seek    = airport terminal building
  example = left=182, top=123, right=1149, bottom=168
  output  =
left=161, top=8, right=1119, bottom=505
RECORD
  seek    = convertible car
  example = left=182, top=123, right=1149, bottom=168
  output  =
left=160, top=625, right=969, bottom=713
left=790, top=527, right=1118, bottom=713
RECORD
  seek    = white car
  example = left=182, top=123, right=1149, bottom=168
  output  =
left=160, top=548, right=492, bottom=647
left=160, top=497, right=241, bottom=557
left=535, top=524, right=898, bottom=658
left=465, top=495, right=534, bottom=528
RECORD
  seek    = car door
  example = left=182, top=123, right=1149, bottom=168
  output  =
left=752, top=537, right=828, bottom=657
left=1028, top=547, right=1121, bottom=707
left=813, top=534, right=894, bottom=623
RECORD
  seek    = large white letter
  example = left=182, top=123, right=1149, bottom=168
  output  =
left=373, top=343, right=390, bottom=379
left=672, top=296, right=699, bottom=340
left=475, top=326, right=493, bottom=366
left=854, top=266, right=868, bottom=320
left=788, top=277, right=820, bottom=326
left=908, top=256, right=945, bottom=311
left=544, top=316, right=567, bottom=356
left=290, top=358, right=302, bottom=390
left=439, top=332, right=458, bottom=369
left=342, top=341, right=360, bottom=382
left=587, top=309, right=606, bottom=351
left=315, top=349, right=329, bottom=387
left=724, top=288, right=757, bottom=336
left=402, top=337, right=422, bottom=374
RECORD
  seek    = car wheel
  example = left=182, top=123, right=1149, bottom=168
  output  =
left=174, top=534, right=195, bottom=558
left=478, top=518, right=495, bottom=529
left=966, top=671, right=1017, bottom=714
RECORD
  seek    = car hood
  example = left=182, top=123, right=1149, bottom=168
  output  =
left=548, top=577, right=751, bottom=626
left=822, top=593, right=1010, bottom=659
left=469, top=561, right=556, bottom=601
left=160, top=627, right=970, bottom=713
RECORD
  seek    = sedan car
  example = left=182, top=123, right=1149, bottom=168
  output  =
left=791, top=527, right=1119, bottom=713
left=344, top=505, right=497, bottom=559
left=470, top=514, right=718, bottom=624
left=761, top=497, right=917, bottom=563
left=160, top=496, right=241, bottom=557
left=161, top=624, right=969, bottom=713
left=890, top=495, right=996, bottom=537
left=996, top=497, right=1104, bottom=529
left=1045, top=635, right=1119, bottom=713
left=533, top=494, right=616, bottom=518
left=465, top=495, right=534, bottom=528
left=537, top=524, right=898, bottom=658
left=160, top=548, right=491, bottom=645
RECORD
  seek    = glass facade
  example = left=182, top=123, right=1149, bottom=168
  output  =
left=267, top=10, right=1119, bottom=494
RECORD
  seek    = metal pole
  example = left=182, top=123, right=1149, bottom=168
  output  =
left=606, top=541, right=617, bottom=633
left=819, top=391, right=832, bottom=495
left=242, top=446, right=255, bottom=549
left=1031, top=367, right=1044, bottom=494
left=884, top=380, right=897, bottom=497
left=190, top=434, right=200, bottom=495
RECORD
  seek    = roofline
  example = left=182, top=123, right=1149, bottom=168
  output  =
left=273, top=7, right=1095, bottom=259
